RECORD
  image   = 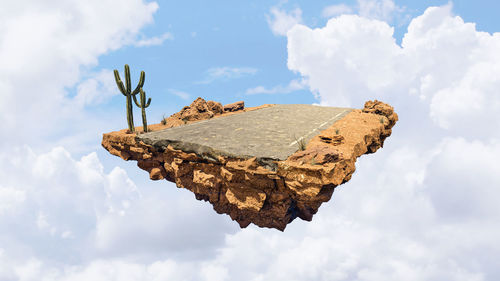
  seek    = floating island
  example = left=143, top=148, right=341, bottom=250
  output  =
left=102, top=97, right=398, bottom=231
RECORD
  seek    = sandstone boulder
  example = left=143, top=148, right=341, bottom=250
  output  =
left=223, top=101, right=244, bottom=112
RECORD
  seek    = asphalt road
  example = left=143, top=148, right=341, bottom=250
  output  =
left=139, top=104, right=352, bottom=161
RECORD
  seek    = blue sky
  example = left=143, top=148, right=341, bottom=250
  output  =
left=93, top=0, right=500, bottom=138
left=1, top=0, right=500, bottom=280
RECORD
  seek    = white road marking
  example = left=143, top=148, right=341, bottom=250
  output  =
left=288, top=109, right=349, bottom=147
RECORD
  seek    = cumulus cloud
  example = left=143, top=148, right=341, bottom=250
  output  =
left=115, top=3, right=500, bottom=280
left=321, top=0, right=403, bottom=23
left=322, top=4, right=354, bottom=18
left=157, top=138, right=497, bottom=280
left=425, top=138, right=500, bottom=221
left=0, top=0, right=159, bottom=146
left=288, top=4, right=500, bottom=137
left=288, top=14, right=401, bottom=106
left=274, top=3, right=500, bottom=279
left=74, top=69, right=116, bottom=106
left=358, top=0, right=400, bottom=22
left=0, top=145, right=237, bottom=280
left=0, top=146, right=136, bottom=264
left=267, top=6, right=303, bottom=36
left=3, top=1, right=500, bottom=280
left=0, top=1, right=237, bottom=278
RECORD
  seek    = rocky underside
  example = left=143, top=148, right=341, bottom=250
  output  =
left=102, top=98, right=398, bottom=231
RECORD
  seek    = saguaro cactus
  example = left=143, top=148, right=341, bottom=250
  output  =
left=114, top=64, right=145, bottom=133
left=133, top=88, right=151, bottom=132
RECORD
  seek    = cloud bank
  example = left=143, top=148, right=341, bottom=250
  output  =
left=1, top=2, right=500, bottom=280
left=0, top=0, right=159, bottom=146
left=289, top=4, right=500, bottom=136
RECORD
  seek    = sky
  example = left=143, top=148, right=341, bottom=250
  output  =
left=1, top=0, right=500, bottom=280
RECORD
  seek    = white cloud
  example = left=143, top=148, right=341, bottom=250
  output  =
left=287, top=3, right=500, bottom=137
left=0, top=0, right=159, bottom=147
left=0, top=6, right=232, bottom=278
left=0, top=186, right=26, bottom=215
left=287, top=14, right=401, bottom=107
left=358, top=0, right=400, bottom=22
left=425, top=138, right=500, bottom=221
left=245, top=79, right=305, bottom=95
left=274, top=3, right=500, bottom=279
left=0, top=145, right=237, bottom=280
left=321, top=0, right=404, bottom=23
left=169, top=89, right=191, bottom=100
left=155, top=137, right=497, bottom=280
left=134, top=32, right=173, bottom=47
left=2, top=2, right=500, bottom=280
left=198, top=67, right=258, bottom=84
left=74, top=69, right=116, bottom=106
left=267, top=6, right=303, bottom=36
left=322, top=4, right=354, bottom=18
left=0, top=257, right=196, bottom=281
left=1, top=0, right=241, bottom=248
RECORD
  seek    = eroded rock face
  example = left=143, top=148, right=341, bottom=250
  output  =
left=102, top=99, right=398, bottom=231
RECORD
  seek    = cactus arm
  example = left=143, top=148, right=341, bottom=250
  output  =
left=132, top=93, right=141, bottom=107
left=124, top=64, right=132, bottom=93
left=133, top=88, right=150, bottom=132
left=137, top=88, right=149, bottom=107
left=132, top=71, right=145, bottom=96
left=113, top=70, right=127, bottom=95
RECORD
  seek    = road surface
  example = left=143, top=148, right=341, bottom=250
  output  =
left=139, top=104, right=352, bottom=161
